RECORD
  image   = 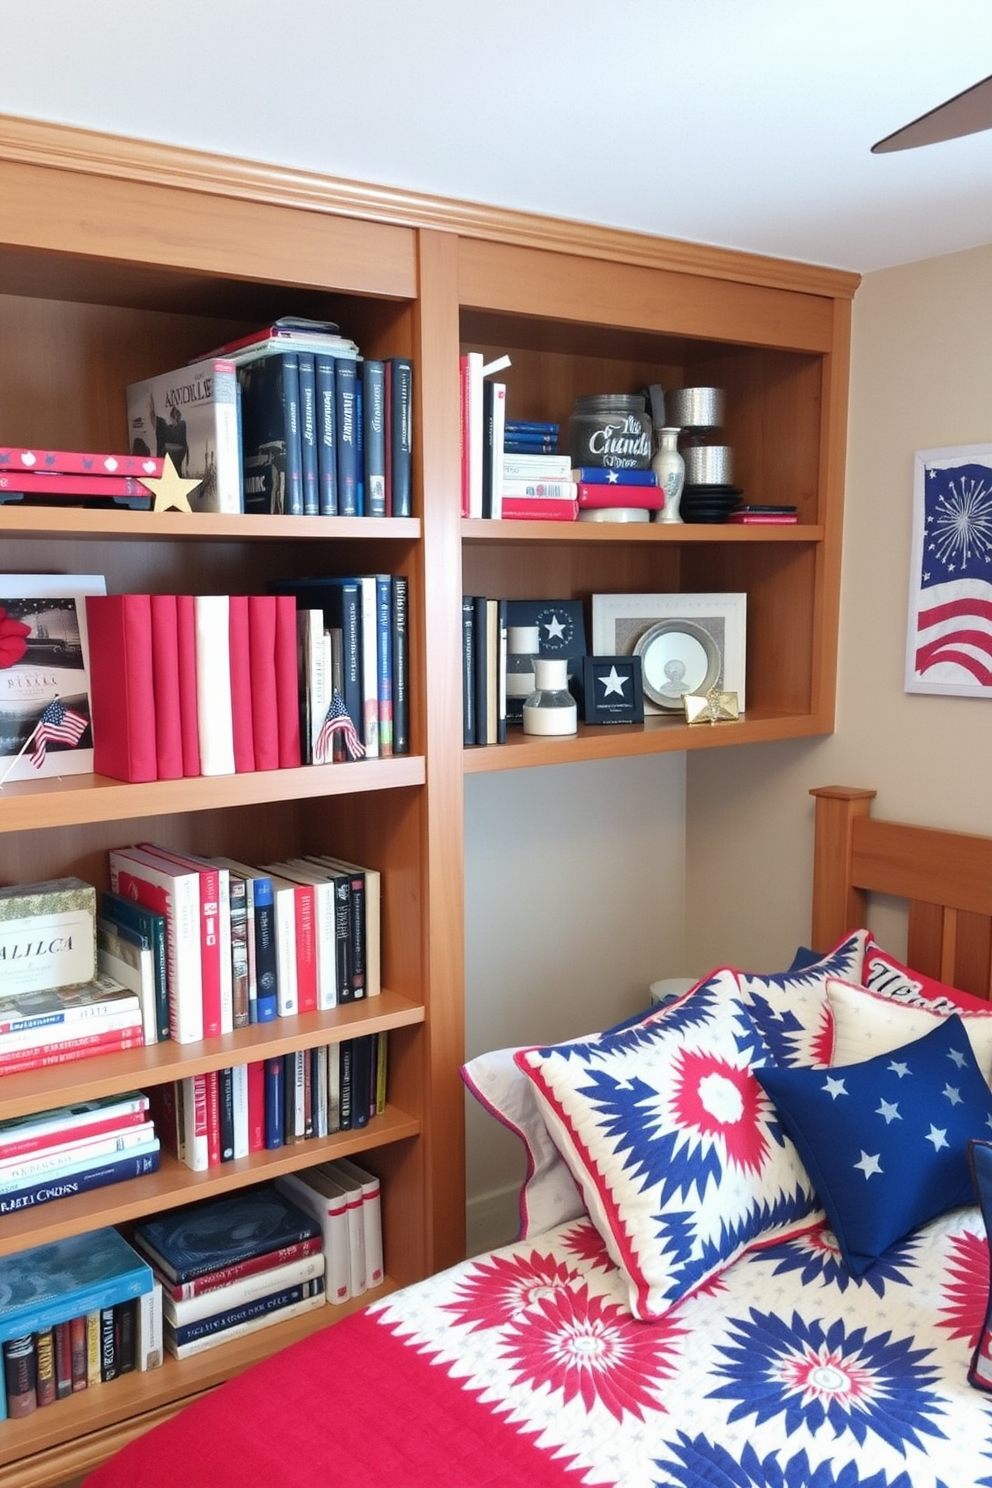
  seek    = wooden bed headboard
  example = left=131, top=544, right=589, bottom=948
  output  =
left=811, top=786, right=992, bottom=1001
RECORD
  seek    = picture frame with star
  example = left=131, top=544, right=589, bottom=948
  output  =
left=581, top=655, right=644, bottom=725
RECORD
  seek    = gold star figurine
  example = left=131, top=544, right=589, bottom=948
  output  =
left=684, top=687, right=740, bottom=725
left=141, top=454, right=202, bottom=513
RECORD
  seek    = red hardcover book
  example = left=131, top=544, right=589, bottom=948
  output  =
left=0, top=446, right=164, bottom=478
left=247, top=1059, right=266, bottom=1152
left=0, top=1100, right=150, bottom=1162
left=288, top=880, right=317, bottom=1015
left=0, top=1027, right=145, bottom=1075
left=227, top=594, right=255, bottom=774
left=163, top=1234, right=323, bottom=1302
left=724, top=512, right=798, bottom=524
left=574, top=482, right=664, bottom=510
left=274, top=594, right=302, bottom=768
left=247, top=595, right=280, bottom=771
left=175, top=595, right=201, bottom=777
left=85, top=593, right=158, bottom=783
left=500, top=497, right=580, bottom=522
left=137, top=845, right=226, bottom=1039
left=0, top=471, right=153, bottom=500
left=204, top=1069, right=221, bottom=1168
left=149, top=594, right=183, bottom=781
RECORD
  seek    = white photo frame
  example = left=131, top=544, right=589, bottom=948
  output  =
left=906, top=444, right=992, bottom=698
left=0, top=574, right=106, bottom=782
left=591, top=592, right=746, bottom=714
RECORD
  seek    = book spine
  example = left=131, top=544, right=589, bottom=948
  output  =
left=574, top=481, right=664, bottom=509
left=462, top=595, right=476, bottom=745
left=247, top=1059, right=266, bottom=1150
left=100, top=893, right=169, bottom=1041
left=246, top=594, right=280, bottom=771
left=2, top=1335, right=36, bottom=1417
left=86, top=1312, right=101, bottom=1388
left=335, top=359, right=359, bottom=515
left=297, top=351, right=319, bottom=516
left=227, top=873, right=250, bottom=1028
left=358, top=576, right=379, bottom=757
left=391, top=574, right=409, bottom=755
left=165, top=1253, right=325, bottom=1327
left=473, top=596, right=489, bottom=744
left=227, top=593, right=256, bottom=774
left=251, top=876, right=278, bottom=1022
left=231, top=1063, right=250, bottom=1158
left=0, top=471, right=152, bottom=497
left=175, top=593, right=201, bottom=777
left=99, top=1306, right=117, bottom=1383
left=115, top=1297, right=138, bottom=1375
left=0, top=1124, right=155, bottom=1189
left=204, top=1070, right=221, bottom=1167
left=292, top=882, right=317, bottom=1015
left=148, top=593, right=183, bottom=780
left=274, top=593, right=302, bottom=768
left=0, top=446, right=166, bottom=478
left=570, top=466, right=658, bottom=485
left=0, top=998, right=141, bottom=1041
left=36, top=1327, right=56, bottom=1404
left=314, top=353, right=338, bottom=514
left=180, top=1075, right=210, bottom=1171
left=388, top=357, right=413, bottom=517
left=0, top=1101, right=149, bottom=1163
left=168, top=1278, right=324, bottom=1348
left=137, top=1281, right=163, bottom=1371
left=497, top=597, right=508, bottom=744
left=501, top=479, right=579, bottom=499
left=109, top=848, right=203, bottom=1043
left=375, top=574, right=393, bottom=757
left=217, top=1067, right=235, bottom=1162
left=331, top=873, right=353, bottom=1003
left=264, top=1056, right=284, bottom=1149
left=165, top=1287, right=325, bottom=1360
left=0, top=1146, right=160, bottom=1215
left=0, top=1028, right=144, bottom=1076
left=280, top=352, right=303, bottom=515
left=501, top=497, right=579, bottom=521
left=85, top=593, right=158, bottom=784
left=166, top=1236, right=325, bottom=1303
left=194, top=594, right=236, bottom=778
left=361, top=360, right=386, bottom=517
left=270, top=885, right=298, bottom=1017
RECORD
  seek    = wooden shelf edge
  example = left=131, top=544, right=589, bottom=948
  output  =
left=0, top=507, right=420, bottom=541
left=461, top=518, right=823, bottom=543
left=0, top=756, right=426, bottom=834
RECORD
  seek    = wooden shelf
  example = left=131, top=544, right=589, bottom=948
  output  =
left=462, top=519, right=823, bottom=543
left=0, top=508, right=420, bottom=542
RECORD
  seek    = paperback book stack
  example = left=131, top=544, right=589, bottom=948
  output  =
left=131, top=1184, right=327, bottom=1359
left=84, top=576, right=409, bottom=783
left=0, top=1092, right=159, bottom=1219
left=196, top=318, right=414, bottom=519
left=0, top=1228, right=155, bottom=1420
left=500, top=451, right=578, bottom=521
left=0, top=447, right=166, bottom=510
left=571, top=466, right=665, bottom=521
left=148, top=1033, right=386, bottom=1171
left=106, top=843, right=381, bottom=1045
left=277, top=1156, right=384, bottom=1307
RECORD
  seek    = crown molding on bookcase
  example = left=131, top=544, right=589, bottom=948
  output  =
left=0, top=112, right=859, bottom=302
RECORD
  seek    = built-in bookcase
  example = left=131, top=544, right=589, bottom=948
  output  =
left=0, top=113, right=856, bottom=1486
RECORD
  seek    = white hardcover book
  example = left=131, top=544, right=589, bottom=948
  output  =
left=312, top=1044, right=328, bottom=1138
left=163, top=1252, right=326, bottom=1328
left=275, top=1170, right=351, bottom=1306
left=125, top=355, right=243, bottom=514
left=297, top=608, right=330, bottom=764
left=463, top=350, right=484, bottom=518
left=231, top=1062, right=250, bottom=1159
left=137, top=1280, right=163, bottom=1370
left=266, top=874, right=298, bottom=1017
left=194, top=594, right=236, bottom=776
left=108, top=846, right=203, bottom=1044
left=358, top=575, right=379, bottom=758
left=97, top=924, right=158, bottom=1045
left=309, top=1163, right=366, bottom=1296
left=489, top=381, right=506, bottom=518
left=273, top=860, right=339, bottom=1009
left=180, top=1074, right=210, bottom=1171
left=326, top=1157, right=384, bottom=1289
left=166, top=1286, right=326, bottom=1359
left=0, top=1122, right=156, bottom=1189
left=0, top=1093, right=149, bottom=1155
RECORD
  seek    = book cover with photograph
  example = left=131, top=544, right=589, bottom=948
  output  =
left=0, top=575, right=105, bottom=784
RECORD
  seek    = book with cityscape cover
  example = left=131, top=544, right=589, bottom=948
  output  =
left=131, top=1185, right=322, bottom=1285
left=125, top=357, right=243, bottom=514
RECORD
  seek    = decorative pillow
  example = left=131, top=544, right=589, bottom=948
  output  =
left=513, top=968, right=820, bottom=1319
left=863, top=937, right=992, bottom=1014
left=756, top=1014, right=992, bottom=1276
left=827, top=976, right=992, bottom=1079
left=967, top=1138, right=992, bottom=1393
left=736, top=929, right=868, bottom=1068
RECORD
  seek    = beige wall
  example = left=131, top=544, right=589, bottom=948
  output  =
left=687, top=242, right=992, bottom=975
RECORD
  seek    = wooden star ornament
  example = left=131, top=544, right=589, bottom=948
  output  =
left=141, top=454, right=202, bottom=513
left=683, top=687, right=740, bottom=725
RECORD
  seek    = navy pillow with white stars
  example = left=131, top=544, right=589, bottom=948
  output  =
left=755, top=1013, right=992, bottom=1275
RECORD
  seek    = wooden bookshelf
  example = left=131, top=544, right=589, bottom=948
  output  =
left=0, top=112, right=857, bottom=1486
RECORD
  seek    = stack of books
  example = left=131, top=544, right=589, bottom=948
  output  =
left=503, top=419, right=560, bottom=454
left=131, top=1185, right=327, bottom=1359
left=277, top=1157, right=384, bottom=1306
left=500, top=452, right=577, bottom=521
left=149, top=1034, right=385, bottom=1170
left=0, top=446, right=166, bottom=510
left=84, top=576, right=408, bottom=784
left=0, top=1093, right=158, bottom=1218
left=0, top=1229, right=156, bottom=1419
left=571, top=466, right=664, bottom=519
left=106, top=845, right=380, bottom=1044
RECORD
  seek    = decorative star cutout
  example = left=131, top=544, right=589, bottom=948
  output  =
left=943, top=1083, right=962, bottom=1106
left=598, top=665, right=628, bottom=698
left=887, top=1059, right=910, bottom=1078
left=854, top=1151, right=882, bottom=1179
left=876, top=1098, right=901, bottom=1124
left=925, top=1125, right=949, bottom=1151
left=543, top=614, right=567, bottom=642
left=822, top=1075, right=847, bottom=1099
left=683, top=688, right=740, bottom=725
left=141, top=453, right=202, bottom=513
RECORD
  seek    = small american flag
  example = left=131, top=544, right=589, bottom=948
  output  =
left=315, top=691, right=365, bottom=763
left=30, top=697, right=88, bottom=768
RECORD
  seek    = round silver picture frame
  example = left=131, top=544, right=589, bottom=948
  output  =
left=634, top=619, right=721, bottom=710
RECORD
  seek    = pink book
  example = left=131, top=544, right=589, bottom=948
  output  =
left=85, top=593, right=158, bottom=783
left=0, top=446, right=164, bottom=478
left=149, top=594, right=184, bottom=781
left=247, top=1059, right=266, bottom=1152
left=228, top=594, right=255, bottom=773
left=247, top=595, right=280, bottom=771
left=175, top=595, right=201, bottom=776
left=274, top=593, right=302, bottom=768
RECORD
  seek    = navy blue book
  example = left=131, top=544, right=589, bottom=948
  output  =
left=335, top=359, right=359, bottom=515
left=0, top=1147, right=161, bottom=1219
left=392, top=574, right=409, bottom=754
left=168, top=1276, right=326, bottom=1347
left=269, top=577, right=363, bottom=755
left=506, top=420, right=559, bottom=436
left=472, top=595, right=491, bottom=745
left=217, top=1067, right=235, bottom=1162
left=264, top=1057, right=284, bottom=1148
left=350, top=1036, right=371, bottom=1129
left=212, top=860, right=278, bottom=1022
left=361, top=360, right=387, bottom=517
left=133, top=1185, right=321, bottom=1285
left=100, top=890, right=169, bottom=1041
left=387, top=357, right=413, bottom=517
left=314, top=352, right=338, bottom=514
left=238, top=352, right=304, bottom=515
left=338, top=1039, right=354, bottom=1130
left=354, top=373, right=364, bottom=514
left=297, top=350, right=319, bottom=516
left=571, top=466, right=658, bottom=485
left=462, top=595, right=476, bottom=746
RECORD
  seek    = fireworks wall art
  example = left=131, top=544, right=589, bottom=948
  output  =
left=906, top=443, right=992, bottom=698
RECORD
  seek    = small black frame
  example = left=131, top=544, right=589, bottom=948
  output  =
left=581, top=654, right=644, bottom=725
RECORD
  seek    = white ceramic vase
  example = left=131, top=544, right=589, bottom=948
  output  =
left=652, top=427, right=685, bottom=524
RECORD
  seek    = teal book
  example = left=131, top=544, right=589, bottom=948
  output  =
left=0, top=1228, right=152, bottom=1419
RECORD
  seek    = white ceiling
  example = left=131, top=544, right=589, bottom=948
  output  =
left=3, top=0, right=992, bottom=274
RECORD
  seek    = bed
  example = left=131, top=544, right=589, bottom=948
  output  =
left=83, top=785, right=992, bottom=1488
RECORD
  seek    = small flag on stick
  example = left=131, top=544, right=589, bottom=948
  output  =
left=30, top=697, right=88, bottom=768
left=315, top=691, right=365, bottom=763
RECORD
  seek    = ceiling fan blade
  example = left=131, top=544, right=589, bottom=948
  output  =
left=872, top=72, right=992, bottom=153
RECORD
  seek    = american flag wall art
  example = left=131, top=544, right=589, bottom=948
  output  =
left=906, top=444, right=992, bottom=697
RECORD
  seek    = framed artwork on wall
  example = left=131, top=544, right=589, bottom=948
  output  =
left=591, top=593, right=746, bottom=714
left=906, top=444, right=992, bottom=698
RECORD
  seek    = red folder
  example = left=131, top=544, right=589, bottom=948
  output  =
left=274, top=594, right=302, bottom=768
left=247, top=595, right=280, bottom=771
left=149, top=594, right=183, bottom=780
left=228, top=594, right=255, bottom=773
left=85, top=593, right=158, bottom=783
